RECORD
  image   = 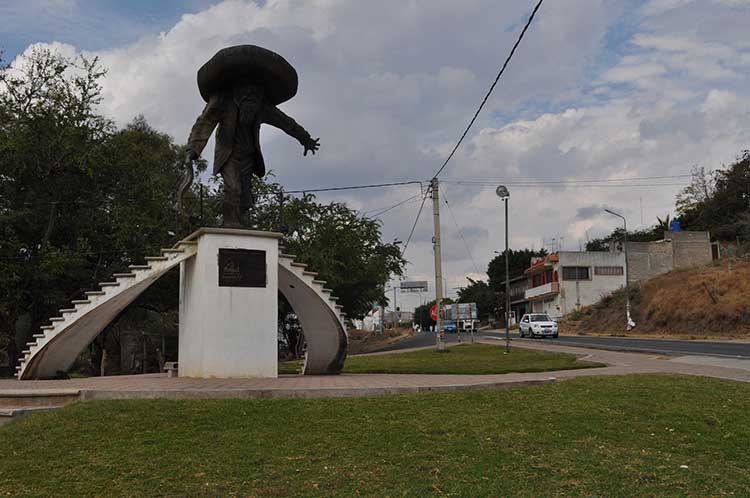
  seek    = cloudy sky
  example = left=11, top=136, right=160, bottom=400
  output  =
left=4, top=0, right=750, bottom=312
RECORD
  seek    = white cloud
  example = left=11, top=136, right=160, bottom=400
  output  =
left=11, top=0, right=750, bottom=310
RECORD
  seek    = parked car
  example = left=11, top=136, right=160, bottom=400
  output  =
left=519, top=313, right=558, bottom=338
left=443, top=320, right=458, bottom=333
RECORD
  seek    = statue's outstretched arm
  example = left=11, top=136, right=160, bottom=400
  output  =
left=187, top=94, right=223, bottom=158
left=263, top=105, right=320, bottom=156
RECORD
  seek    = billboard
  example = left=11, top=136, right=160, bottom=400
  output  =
left=400, top=280, right=428, bottom=292
left=445, top=303, right=478, bottom=320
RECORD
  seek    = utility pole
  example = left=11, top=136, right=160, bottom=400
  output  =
left=431, top=177, right=445, bottom=350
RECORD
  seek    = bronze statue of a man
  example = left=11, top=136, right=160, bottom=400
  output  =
left=186, top=45, right=319, bottom=227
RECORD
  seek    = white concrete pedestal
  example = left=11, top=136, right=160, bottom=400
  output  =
left=178, top=228, right=281, bottom=378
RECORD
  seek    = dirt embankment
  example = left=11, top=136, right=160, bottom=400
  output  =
left=347, top=327, right=415, bottom=354
left=562, top=259, right=750, bottom=339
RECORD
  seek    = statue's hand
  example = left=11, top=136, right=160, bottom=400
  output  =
left=303, top=137, right=320, bottom=156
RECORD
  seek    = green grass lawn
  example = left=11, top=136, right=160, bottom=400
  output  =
left=1, top=375, right=749, bottom=497
left=279, top=343, right=602, bottom=375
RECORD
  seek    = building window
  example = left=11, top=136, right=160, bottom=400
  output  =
left=594, top=266, right=624, bottom=276
left=562, top=266, right=590, bottom=280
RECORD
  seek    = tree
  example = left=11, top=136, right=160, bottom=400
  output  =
left=0, top=49, right=115, bottom=373
left=487, top=248, right=547, bottom=292
left=456, top=279, right=496, bottom=320
left=676, top=166, right=716, bottom=223
left=0, top=49, right=203, bottom=375
left=413, top=298, right=454, bottom=329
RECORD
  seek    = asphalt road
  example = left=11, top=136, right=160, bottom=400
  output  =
left=373, top=330, right=750, bottom=359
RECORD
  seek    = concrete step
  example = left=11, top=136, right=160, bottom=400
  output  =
left=302, top=271, right=318, bottom=277
left=40, top=325, right=54, bottom=331
left=32, top=334, right=45, bottom=339
left=279, top=253, right=296, bottom=260
left=161, top=248, right=184, bottom=254
left=112, top=272, right=135, bottom=278
left=0, top=389, right=79, bottom=408
left=129, top=265, right=151, bottom=270
left=99, top=282, right=120, bottom=287
left=85, top=290, right=106, bottom=296
left=312, top=279, right=327, bottom=285
left=145, top=256, right=168, bottom=262
left=71, top=299, right=90, bottom=305
left=290, top=262, right=307, bottom=268
left=0, top=406, right=60, bottom=426
left=60, top=308, right=76, bottom=313
left=49, top=317, right=65, bottom=322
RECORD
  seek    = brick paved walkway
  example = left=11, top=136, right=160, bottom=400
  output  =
left=1, top=341, right=748, bottom=402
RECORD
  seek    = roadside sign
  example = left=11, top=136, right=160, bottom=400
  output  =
left=401, top=280, right=428, bottom=292
left=429, top=305, right=438, bottom=321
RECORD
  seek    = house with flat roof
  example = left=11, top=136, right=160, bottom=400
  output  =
left=523, top=251, right=627, bottom=319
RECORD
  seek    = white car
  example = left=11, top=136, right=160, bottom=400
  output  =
left=519, top=313, right=558, bottom=338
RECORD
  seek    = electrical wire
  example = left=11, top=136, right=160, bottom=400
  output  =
left=441, top=173, right=694, bottom=185
left=363, top=193, right=423, bottom=218
left=443, top=182, right=690, bottom=189
left=432, top=0, right=544, bottom=179
left=285, top=180, right=422, bottom=194
left=442, top=190, right=481, bottom=275
left=400, top=188, right=431, bottom=258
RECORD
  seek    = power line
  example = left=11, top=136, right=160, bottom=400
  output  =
left=285, top=180, right=422, bottom=194
left=432, top=0, right=544, bottom=179
left=442, top=190, right=481, bottom=275
left=400, top=188, right=431, bottom=258
left=363, top=193, right=423, bottom=218
left=442, top=181, right=690, bottom=189
left=441, top=173, right=694, bottom=185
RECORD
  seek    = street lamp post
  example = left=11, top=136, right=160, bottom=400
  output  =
left=604, top=208, right=635, bottom=331
left=496, top=185, right=511, bottom=353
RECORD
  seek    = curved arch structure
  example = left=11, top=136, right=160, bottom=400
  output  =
left=17, top=233, right=348, bottom=380
left=278, top=257, right=347, bottom=374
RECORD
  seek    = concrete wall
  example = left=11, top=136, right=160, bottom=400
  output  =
left=620, top=231, right=712, bottom=283
left=626, top=240, right=673, bottom=283
left=557, top=252, right=626, bottom=315
left=670, top=231, right=712, bottom=268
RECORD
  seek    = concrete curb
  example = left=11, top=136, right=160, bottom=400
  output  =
left=77, top=377, right=556, bottom=401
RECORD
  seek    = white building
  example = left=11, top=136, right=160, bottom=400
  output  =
left=524, top=251, right=627, bottom=319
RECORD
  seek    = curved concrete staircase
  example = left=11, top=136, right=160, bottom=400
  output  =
left=17, top=235, right=348, bottom=380
left=278, top=252, right=347, bottom=374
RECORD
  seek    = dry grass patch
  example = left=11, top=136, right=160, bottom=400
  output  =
left=563, top=258, right=750, bottom=338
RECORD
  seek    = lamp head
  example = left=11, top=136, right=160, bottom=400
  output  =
left=495, top=185, right=510, bottom=198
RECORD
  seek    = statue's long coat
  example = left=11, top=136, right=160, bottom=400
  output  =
left=188, top=92, right=311, bottom=176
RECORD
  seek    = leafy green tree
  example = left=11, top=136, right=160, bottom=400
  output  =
left=677, top=152, right=750, bottom=240
left=487, top=248, right=547, bottom=292
left=413, top=298, right=454, bottom=329
left=0, top=49, right=201, bottom=374
left=456, top=279, right=497, bottom=321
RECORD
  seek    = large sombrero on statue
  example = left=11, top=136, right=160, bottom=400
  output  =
left=197, top=45, right=298, bottom=105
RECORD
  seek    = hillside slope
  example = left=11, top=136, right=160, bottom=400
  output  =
left=562, top=259, right=750, bottom=338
